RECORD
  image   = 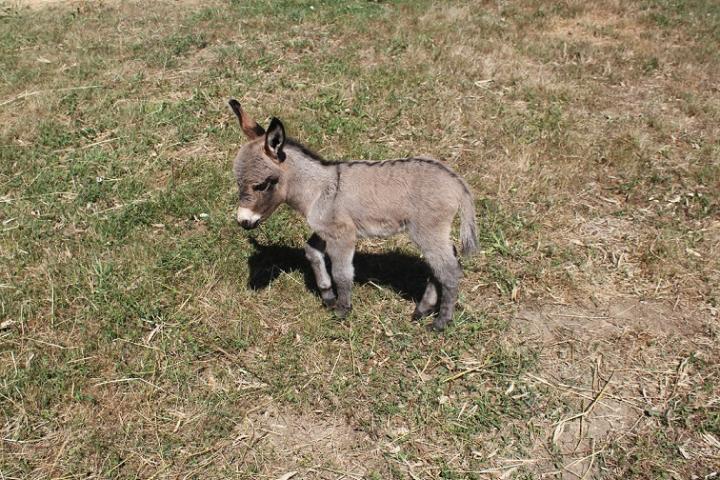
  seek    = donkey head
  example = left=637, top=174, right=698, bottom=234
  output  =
left=228, top=99, right=288, bottom=230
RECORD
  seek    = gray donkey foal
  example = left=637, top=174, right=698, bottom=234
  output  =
left=229, top=99, right=478, bottom=330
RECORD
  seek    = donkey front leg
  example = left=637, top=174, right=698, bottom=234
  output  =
left=304, top=233, right=336, bottom=308
left=325, top=237, right=355, bottom=318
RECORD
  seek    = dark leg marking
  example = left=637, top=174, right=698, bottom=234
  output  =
left=305, top=233, right=336, bottom=307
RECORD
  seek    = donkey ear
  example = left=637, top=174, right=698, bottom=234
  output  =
left=264, top=117, right=286, bottom=162
left=228, top=99, right=266, bottom=139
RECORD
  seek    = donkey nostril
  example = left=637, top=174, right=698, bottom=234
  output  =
left=239, top=219, right=260, bottom=230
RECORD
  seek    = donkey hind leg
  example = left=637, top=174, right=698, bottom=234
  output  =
left=427, top=245, right=461, bottom=330
left=304, top=233, right=336, bottom=308
left=325, top=238, right=355, bottom=319
left=412, top=280, right=438, bottom=321
left=411, top=224, right=461, bottom=330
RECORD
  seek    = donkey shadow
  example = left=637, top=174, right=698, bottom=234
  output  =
left=247, top=238, right=431, bottom=303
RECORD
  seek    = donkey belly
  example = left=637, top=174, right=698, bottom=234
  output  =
left=355, top=217, right=407, bottom=238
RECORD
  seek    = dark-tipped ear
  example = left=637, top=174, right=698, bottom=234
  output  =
left=264, top=117, right=286, bottom=162
left=228, top=99, right=266, bottom=139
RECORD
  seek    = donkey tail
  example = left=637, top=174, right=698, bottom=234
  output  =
left=459, top=184, right=479, bottom=257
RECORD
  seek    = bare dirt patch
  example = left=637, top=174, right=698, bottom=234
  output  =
left=516, top=298, right=700, bottom=342
left=238, top=403, right=379, bottom=479
left=514, top=299, right=718, bottom=477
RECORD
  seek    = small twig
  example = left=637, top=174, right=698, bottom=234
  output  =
left=94, top=377, right=165, bottom=391
left=563, top=442, right=604, bottom=472
left=553, top=371, right=615, bottom=445
left=92, top=197, right=151, bottom=215
left=50, top=436, right=71, bottom=475
left=567, top=371, right=614, bottom=422
left=348, top=338, right=361, bottom=376
left=468, top=459, right=543, bottom=474
left=145, top=323, right=163, bottom=344
left=46, top=270, right=55, bottom=327
left=367, top=280, right=386, bottom=291
left=580, top=439, right=599, bottom=480
left=184, top=447, right=213, bottom=461
left=525, top=373, right=641, bottom=410
left=0, top=191, right=77, bottom=204
left=68, top=356, right=97, bottom=364
left=328, top=349, right=342, bottom=380
left=3, top=435, right=56, bottom=444
left=24, top=337, right=67, bottom=349
left=54, top=137, right=121, bottom=153
left=443, top=358, right=489, bottom=383
left=313, top=466, right=363, bottom=480
left=274, top=472, right=297, bottom=480
left=443, top=366, right=482, bottom=383
left=403, top=459, right=422, bottom=480
left=555, top=313, right=610, bottom=320
left=420, top=355, right=432, bottom=375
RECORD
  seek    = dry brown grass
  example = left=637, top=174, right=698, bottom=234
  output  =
left=1, top=0, right=718, bottom=478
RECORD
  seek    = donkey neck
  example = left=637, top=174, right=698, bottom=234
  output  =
left=283, top=146, right=337, bottom=217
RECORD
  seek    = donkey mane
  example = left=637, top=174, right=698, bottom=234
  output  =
left=285, top=138, right=330, bottom=164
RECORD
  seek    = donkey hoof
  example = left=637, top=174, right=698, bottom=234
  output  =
left=333, top=305, right=351, bottom=319
left=412, top=308, right=430, bottom=321
left=320, top=289, right=336, bottom=308
left=431, top=318, right=449, bottom=331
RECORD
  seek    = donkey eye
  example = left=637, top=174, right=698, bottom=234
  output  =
left=253, top=177, right=278, bottom=192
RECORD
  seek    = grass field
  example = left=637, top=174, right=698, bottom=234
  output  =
left=1, top=0, right=719, bottom=478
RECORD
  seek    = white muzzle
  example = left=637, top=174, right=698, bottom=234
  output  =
left=236, top=207, right=261, bottom=225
